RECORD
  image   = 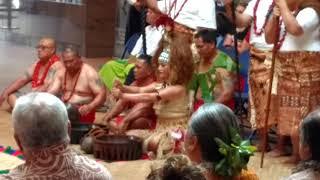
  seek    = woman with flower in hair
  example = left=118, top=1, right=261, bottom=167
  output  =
left=112, top=44, right=194, bottom=159
left=184, top=103, right=258, bottom=180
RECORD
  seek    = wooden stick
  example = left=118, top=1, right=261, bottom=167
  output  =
left=141, top=7, right=147, bottom=55
left=260, top=16, right=280, bottom=168
left=231, top=0, right=244, bottom=121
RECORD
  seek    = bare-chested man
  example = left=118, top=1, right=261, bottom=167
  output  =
left=0, top=37, right=64, bottom=108
left=103, top=54, right=156, bottom=132
left=58, top=45, right=106, bottom=123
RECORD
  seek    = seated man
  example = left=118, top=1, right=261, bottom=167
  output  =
left=58, top=45, right=106, bottom=123
left=189, top=29, right=237, bottom=111
left=0, top=37, right=64, bottom=108
left=0, top=92, right=112, bottom=179
left=103, top=54, right=156, bottom=132
left=99, top=8, right=163, bottom=90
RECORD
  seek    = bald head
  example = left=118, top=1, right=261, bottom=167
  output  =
left=37, top=37, right=56, bottom=60
left=40, top=37, right=56, bottom=47
left=12, top=92, right=69, bottom=149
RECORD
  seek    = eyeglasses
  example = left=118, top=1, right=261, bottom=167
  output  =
left=36, top=45, right=52, bottom=50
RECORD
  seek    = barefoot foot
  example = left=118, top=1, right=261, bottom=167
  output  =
left=282, top=155, right=300, bottom=164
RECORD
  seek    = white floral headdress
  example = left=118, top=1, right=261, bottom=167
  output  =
left=158, top=48, right=170, bottom=64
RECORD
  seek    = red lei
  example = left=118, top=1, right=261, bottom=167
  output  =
left=62, top=62, right=83, bottom=103
left=32, top=55, right=59, bottom=88
left=252, top=0, right=288, bottom=49
left=277, top=9, right=300, bottom=49
left=253, top=0, right=275, bottom=36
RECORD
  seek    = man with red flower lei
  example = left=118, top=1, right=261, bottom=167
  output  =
left=224, top=0, right=279, bottom=152
left=56, top=45, right=106, bottom=123
left=0, top=37, right=64, bottom=108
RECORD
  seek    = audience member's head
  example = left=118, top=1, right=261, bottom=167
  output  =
left=299, top=109, right=320, bottom=162
left=147, top=155, right=206, bottom=180
left=194, top=29, right=217, bottom=59
left=12, top=92, right=70, bottom=152
left=62, top=44, right=82, bottom=73
left=9, top=92, right=113, bottom=179
left=36, top=37, right=56, bottom=60
left=185, top=103, right=239, bottom=163
left=134, top=54, right=154, bottom=80
left=185, top=103, right=253, bottom=177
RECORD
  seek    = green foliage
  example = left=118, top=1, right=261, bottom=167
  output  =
left=214, top=128, right=256, bottom=177
left=0, top=170, right=9, bottom=174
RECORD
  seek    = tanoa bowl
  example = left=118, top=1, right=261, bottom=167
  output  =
left=93, top=135, right=142, bottom=161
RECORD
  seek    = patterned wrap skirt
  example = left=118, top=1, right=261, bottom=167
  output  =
left=277, top=51, right=320, bottom=136
left=248, top=47, right=279, bottom=129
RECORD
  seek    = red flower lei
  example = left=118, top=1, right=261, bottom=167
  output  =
left=62, top=62, right=83, bottom=103
left=275, top=8, right=301, bottom=49
left=31, top=55, right=59, bottom=88
left=252, top=0, right=300, bottom=49
left=253, top=0, right=275, bottom=36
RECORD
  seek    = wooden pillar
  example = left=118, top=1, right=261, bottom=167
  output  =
left=84, top=0, right=117, bottom=58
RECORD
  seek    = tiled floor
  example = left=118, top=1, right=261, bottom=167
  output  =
left=0, top=41, right=294, bottom=180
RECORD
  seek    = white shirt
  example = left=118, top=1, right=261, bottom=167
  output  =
left=280, top=8, right=320, bottom=52
left=127, top=0, right=136, bottom=5
left=131, top=25, right=164, bottom=56
left=244, top=0, right=274, bottom=51
left=157, top=0, right=217, bottom=30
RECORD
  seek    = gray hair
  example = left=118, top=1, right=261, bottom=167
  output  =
left=12, top=92, right=69, bottom=149
left=63, top=44, right=81, bottom=57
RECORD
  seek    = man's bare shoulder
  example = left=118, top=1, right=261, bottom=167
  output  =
left=28, top=61, right=37, bottom=70
left=83, top=63, right=99, bottom=77
left=51, top=61, right=64, bottom=69
left=25, top=62, right=37, bottom=77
